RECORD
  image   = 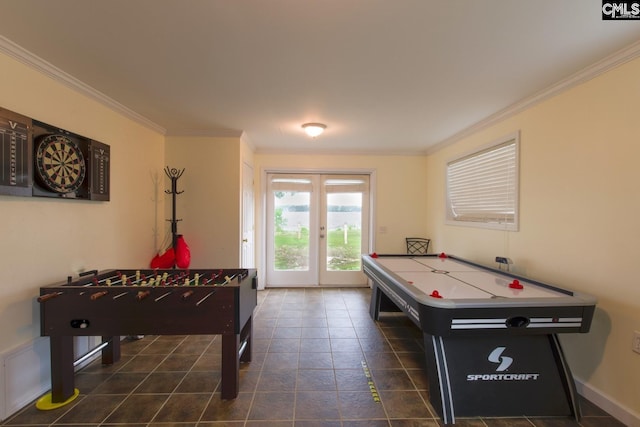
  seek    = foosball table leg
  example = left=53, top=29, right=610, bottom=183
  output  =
left=101, top=336, right=120, bottom=365
left=220, top=315, right=254, bottom=399
left=50, top=335, right=75, bottom=403
left=221, top=333, right=240, bottom=399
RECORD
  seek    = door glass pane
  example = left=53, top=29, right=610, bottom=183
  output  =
left=326, top=192, right=362, bottom=271
left=273, top=190, right=310, bottom=271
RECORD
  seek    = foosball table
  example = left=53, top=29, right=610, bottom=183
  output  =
left=38, top=268, right=257, bottom=407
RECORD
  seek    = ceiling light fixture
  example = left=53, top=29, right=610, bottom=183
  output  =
left=302, top=122, right=326, bottom=138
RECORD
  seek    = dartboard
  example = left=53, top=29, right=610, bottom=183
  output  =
left=35, top=134, right=86, bottom=193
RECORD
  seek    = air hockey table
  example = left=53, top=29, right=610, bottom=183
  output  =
left=363, top=253, right=597, bottom=425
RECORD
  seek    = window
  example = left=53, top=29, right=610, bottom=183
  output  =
left=446, top=133, right=519, bottom=231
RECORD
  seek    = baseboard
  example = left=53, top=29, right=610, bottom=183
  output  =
left=575, top=377, right=640, bottom=427
left=0, top=336, right=102, bottom=421
left=0, top=337, right=51, bottom=421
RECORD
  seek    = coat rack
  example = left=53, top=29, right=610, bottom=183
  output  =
left=164, top=166, right=184, bottom=260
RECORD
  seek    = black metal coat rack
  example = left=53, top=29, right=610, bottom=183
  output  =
left=164, top=166, right=184, bottom=261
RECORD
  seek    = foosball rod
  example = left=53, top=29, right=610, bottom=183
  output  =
left=73, top=339, right=112, bottom=368
left=37, top=292, right=63, bottom=302
left=238, top=336, right=249, bottom=359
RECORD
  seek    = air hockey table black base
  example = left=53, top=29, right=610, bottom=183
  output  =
left=373, top=289, right=580, bottom=424
left=424, top=332, right=578, bottom=422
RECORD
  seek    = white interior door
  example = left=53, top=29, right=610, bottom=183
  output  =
left=266, top=173, right=369, bottom=287
left=241, top=162, right=255, bottom=268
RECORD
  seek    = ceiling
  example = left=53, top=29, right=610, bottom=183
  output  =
left=1, top=0, right=639, bottom=154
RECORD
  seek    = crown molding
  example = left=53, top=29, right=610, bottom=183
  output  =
left=0, top=35, right=166, bottom=135
left=254, top=147, right=429, bottom=156
left=426, top=39, right=640, bottom=155
left=165, top=128, right=243, bottom=138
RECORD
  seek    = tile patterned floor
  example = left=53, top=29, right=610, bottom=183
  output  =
left=3, top=288, right=626, bottom=426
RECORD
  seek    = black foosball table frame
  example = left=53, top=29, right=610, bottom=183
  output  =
left=38, top=268, right=257, bottom=405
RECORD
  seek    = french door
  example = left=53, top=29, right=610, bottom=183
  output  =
left=266, top=173, right=370, bottom=287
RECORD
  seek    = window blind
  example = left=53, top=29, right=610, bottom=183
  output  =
left=324, top=177, right=369, bottom=193
left=269, top=175, right=313, bottom=192
left=446, top=137, right=518, bottom=230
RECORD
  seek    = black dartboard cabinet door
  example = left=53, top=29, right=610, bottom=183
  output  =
left=32, top=120, right=110, bottom=201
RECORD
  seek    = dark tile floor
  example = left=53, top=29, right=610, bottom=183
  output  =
left=3, top=288, right=625, bottom=427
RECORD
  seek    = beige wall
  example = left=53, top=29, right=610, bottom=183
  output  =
left=426, top=57, right=640, bottom=416
left=254, top=153, right=429, bottom=284
left=0, top=52, right=165, bottom=352
left=164, top=136, right=242, bottom=268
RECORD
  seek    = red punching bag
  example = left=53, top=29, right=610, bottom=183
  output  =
left=175, top=235, right=191, bottom=268
left=150, top=247, right=175, bottom=269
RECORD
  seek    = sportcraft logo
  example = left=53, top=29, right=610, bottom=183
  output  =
left=466, top=346, right=540, bottom=382
left=488, top=346, right=512, bottom=371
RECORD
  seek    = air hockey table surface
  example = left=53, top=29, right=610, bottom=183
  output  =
left=364, top=253, right=596, bottom=336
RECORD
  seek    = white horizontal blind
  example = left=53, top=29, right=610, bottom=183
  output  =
left=324, top=176, right=369, bottom=193
left=269, top=174, right=313, bottom=192
left=446, top=136, right=518, bottom=230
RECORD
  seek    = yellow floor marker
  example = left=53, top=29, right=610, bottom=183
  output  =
left=35, top=388, right=79, bottom=410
